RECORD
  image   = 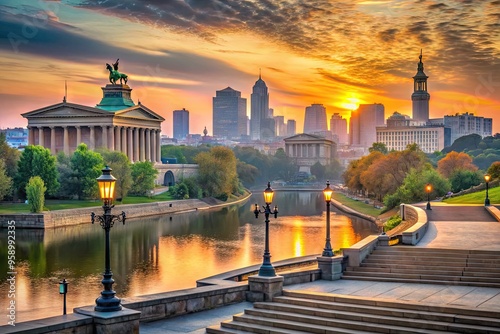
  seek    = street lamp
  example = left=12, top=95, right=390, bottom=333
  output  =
left=425, top=183, right=432, bottom=210
left=254, top=182, right=279, bottom=277
left=59, top=279, right=68, bottom=315
left=485, top=174, right=491, bottom=206
left=322, top=181, right=334, bottom=257
left=91, top=166, right=126, bottom=312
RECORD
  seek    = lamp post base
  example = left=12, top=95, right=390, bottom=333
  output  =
left=426, top=202, right=432, bottom=210
left=258, top=264, right=276, bottom=277
left=485, top=198, right=490, bottom=206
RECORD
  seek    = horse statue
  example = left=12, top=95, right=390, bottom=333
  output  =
left=106, top=63, right=128, bottom=85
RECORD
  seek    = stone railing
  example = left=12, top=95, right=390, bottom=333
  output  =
left=341, top=234, right=380, bottom=267
left=486, top=205, right=500, bottom=222
left=400, top=204, right=429, bottom=245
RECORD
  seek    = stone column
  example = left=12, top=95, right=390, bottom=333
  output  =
left=151, top=130, right=156, bottom=163
left=121, top=126, right=127, bottom=154
left=115, top=126, right=121, bottom=153
left=156, top=129, right=161, bottom=163
left=38, top=127, right=44, bottom=147
left=139, top=128, right=145, bottom=161
left=133, top=128, right=139, bottom=162
left=89, top=126, right=95, bottom=150
left=27, top=127, right=34, bottom=145
left=145, top=129, right=151, bottom=161
left=76, top=126, right=81, bottom=146
left=108, top=126, right=115, bottom=150
left=101, top=125, right=108, bottom=149
left=127, top=127, right=133, bottom=162
left=50, top=126, right=56, bottom=154
left=63, top=126, right=69, bottom=155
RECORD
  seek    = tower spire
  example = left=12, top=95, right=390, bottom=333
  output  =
left=259, top=68, right=261, bottom=80
left=63, top=80, right=67, bottom=103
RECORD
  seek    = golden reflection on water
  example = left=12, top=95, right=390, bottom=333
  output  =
left=0, top=192, right=377, bottom=323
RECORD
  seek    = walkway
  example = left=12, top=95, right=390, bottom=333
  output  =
left=140, top=202, right=500, bottom=333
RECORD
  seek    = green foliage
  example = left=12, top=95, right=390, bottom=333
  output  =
left=369, top=142, right=388, bottom=154
left=55, top=152, right=78, bottom=199
left=15, top=145, right=59, bottom=198
left=449, top=170, right=481, bottom=193
left=310, top=161, right=326, bottom=180
left=26, top=176, right=46, bottom=213
left=99, top=150, right=132, bottom=201
left=442, top=134, right=482, bottom=153
left=195, top=146, right=238, bottom=199
left=71, top=144, right=104, bottom=199
left=169, top=182, right=189, bottom=199
left=487, top=161, right=500, bottom=180
left=130, top=161, right=158, bottom=196
left=232, top=146, right=272, bottom=185
left=444, top=185, right=500, bottom=204
left=0, top=159, right=13, bottom=200
left=384, top=168, right=450, bottom=209
left=273, top=148, right=296, bottom=182
left=384, top=214, right=402, bottom=232
left=0, top=133, right=20, bottom=179
left=161, top=145, right=188, bottom=163
left=236, top=160, right=259, bottom=186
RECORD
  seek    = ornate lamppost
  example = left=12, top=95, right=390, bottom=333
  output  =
left=91, top=166, right=126, bottom=312
left=425, top=183, right=432, bottom=210
left=254, top=182, right=279, bottom=277
left=322, top=181, right=334, bottom=257
left=484, top=174, right=491, bottom=206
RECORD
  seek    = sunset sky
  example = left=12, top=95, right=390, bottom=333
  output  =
left=1, top=0, right=499, bottom=137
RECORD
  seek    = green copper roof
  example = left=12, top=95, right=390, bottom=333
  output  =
left=96, top=84, right=135, bottom=112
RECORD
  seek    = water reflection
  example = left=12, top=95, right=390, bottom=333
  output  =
left=0, top=191, right=377, bottom=322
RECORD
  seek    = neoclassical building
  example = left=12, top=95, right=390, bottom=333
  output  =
left=284, top=133, right=336, bottom=171
left=22, top=75, right=164, bottom=162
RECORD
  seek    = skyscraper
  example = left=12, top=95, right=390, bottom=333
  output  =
left=349, top=103, right=385, bottom=149
left=287, top=120, right=296, bottom=136
left=330, top=113, right=348, bottom=145
left=173, top=108, right=189, bottom=140
left=274, top=115, right=286, bottom=137
left=250, top=73, right=271, bottom=140
left=303, top=104, right=328, bottom=134
left=412, top=50, right=430, bottom=123
left=212, top=87, right=247, bottom=139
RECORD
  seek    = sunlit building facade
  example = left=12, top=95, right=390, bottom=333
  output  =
left=287, top=119, right=297, bottom=136
left=213, top=87, right=247, bottom=139
left=412, top=51, right=430, bottom=123
left=349, top=103, right=385, bottom=150
left=250, top=74, right=273, bottom=140
left=330, top=113, right=348, bottom=146
left=444, top=112, right=492, bottom=144
left=303, top=103, right=327, bottom=134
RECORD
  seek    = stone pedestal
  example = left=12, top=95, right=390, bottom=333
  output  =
left=246, top=275, right=284, bottom=302
left=317, top=255, right=344, bottom=280
left=74, top=306, right=141, bottom=334
left=378, top=233, right=390, bottom=247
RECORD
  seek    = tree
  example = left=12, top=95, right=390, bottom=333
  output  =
left=236, top=160, right=259, bottom=187
left=369, top=142, right=388, bottom=154
left=130, top=161, right=158, bottom=196
left=169, top=182, right=189, bottom=199
left=99, top=150, right=132, bottom=201
left=26, top=176, right=46, bottom=213
left=195, top=146, right=238, bottom=199
left=437, top=151, right=478, bottom=178
left=272, top=148, right=296, bottom=182
left=449, top=170, right=481, bottom=193
left=442, top=134, right=482, bottom=153
left=0, top=159, right=12, bottom=200
left=0, top=133, right=20, bottom=179
left=71, top=143, right=104, bottom=199
left=56, top=152, right=78, bottom=199
left=14, top=145, right=59, bottom=198
left=160, top=145, right=188, bottom=163
left=487, top=161, right=500, bottom=180
left=310, top=161, right=326, bottom=181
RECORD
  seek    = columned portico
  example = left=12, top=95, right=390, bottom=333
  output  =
left=22, top=71, right=165, bottom=161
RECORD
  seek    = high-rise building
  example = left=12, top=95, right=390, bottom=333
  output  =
left=303, top=104, right=327, bottom=134
left=412, top=50, right=430, bottom=123
left=330, top=113, right=348, bottom=145
left=349, top=103, right=385, bottom=150
left=173, top=108, right=189, bottom=140
left=212, top=87, right=247, bottom=139
left=274, top=115, right=286, bottom=137
left=287, top=120, right=296, bottom=136
left=444, top=112, right=492, bottom=144
left=250, top=73, right=271, bottom=140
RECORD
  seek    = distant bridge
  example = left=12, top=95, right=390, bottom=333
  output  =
left=155, top=163, right=198, bottom=186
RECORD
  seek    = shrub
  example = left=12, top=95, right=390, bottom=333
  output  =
left=384, top=214, right=402, bottom=232
left=26, top=176, right=46, bottom=213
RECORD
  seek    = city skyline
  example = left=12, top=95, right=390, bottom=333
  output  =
left=1, top=0, right=500, bottom=137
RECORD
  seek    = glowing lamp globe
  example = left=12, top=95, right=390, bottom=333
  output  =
left=97, top=166, right=117, bottom=202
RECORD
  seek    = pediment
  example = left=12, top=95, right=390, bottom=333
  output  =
left=22, top=103, right=110, bottom=118
left=115, top=105, right=165, bottom=121
left=284, top=133, right=325, bottom=142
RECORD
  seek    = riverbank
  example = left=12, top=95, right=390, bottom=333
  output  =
left=0, top=191, right=252, bottom=229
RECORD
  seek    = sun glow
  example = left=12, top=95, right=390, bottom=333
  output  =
left=340, top=96, right=361, bottom=111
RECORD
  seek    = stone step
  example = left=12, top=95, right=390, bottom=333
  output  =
left=231, top=313, right=457, bottom=334
left=273, top=296, right=500, bottom=328
left=363, top=259, right=468, bottom=267
left=366, top=254, right=468, bottom=262
left=349, top=266, right=500, bottom=278
left=340, top=275, right=500, bottom=288
left=379, top=247, right=500, bottom=256
left=361, top=262, right=500, bottom=274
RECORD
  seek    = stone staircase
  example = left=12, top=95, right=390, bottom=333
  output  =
left=343, top=246, right=500, bottom=287
left=206, top=290, right=500, bottom=333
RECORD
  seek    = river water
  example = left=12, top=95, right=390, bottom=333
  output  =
left=0, top=191, right=377, bottom=323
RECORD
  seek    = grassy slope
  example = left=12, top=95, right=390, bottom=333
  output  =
left=443, top=185, right=500, bottom=204
left=332, top=192, right=383, bottom=218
